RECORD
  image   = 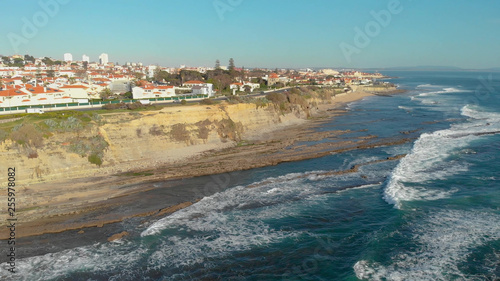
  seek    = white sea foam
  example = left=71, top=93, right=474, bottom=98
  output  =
left=4, top=172, right=324, bottom=279
left=398, top=105, right=413, bottom=111
left=421, top=87, right=470, bottom=96
left=416, top=84, right=441, bottom=89
left=384, top=105, right=500, bottom=209
left=461, top=104, right=500, bottom=121
left=354, top=210, right=500, bottom=280
left=0, top=240, right=147, bottom=281
left=411, top=87, right=472, bottom=108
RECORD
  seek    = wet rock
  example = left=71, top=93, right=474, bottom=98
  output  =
left=107, top=231, right=129, bottom=242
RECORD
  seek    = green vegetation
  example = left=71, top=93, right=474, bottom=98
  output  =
left=10, top=123, right=44, bottom=148
left=68, top=135, right=109, bottom=166
left=88, top=153, right=103, bottom=166
left=102, top=101, right=152, bottom=110
left=0, top=110, right=109, bottom=164
left=200, top=99, right=215, bottom=105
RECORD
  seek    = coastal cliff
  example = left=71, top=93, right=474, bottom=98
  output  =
left=0, top=87, right=391, bottom=238
left=0, top=100, right=311, bottom=187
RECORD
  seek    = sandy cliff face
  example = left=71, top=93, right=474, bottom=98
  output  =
left=0, top=102, right=309, bottom=186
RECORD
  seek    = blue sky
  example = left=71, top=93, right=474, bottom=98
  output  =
left=1, top=0, right=499, bottom=69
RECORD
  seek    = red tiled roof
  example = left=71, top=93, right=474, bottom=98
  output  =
left=60, top=85, right=88, bottom=89
left=0, top=89, right=26, bottom=97
left=25, top=86, right=63, bottom=94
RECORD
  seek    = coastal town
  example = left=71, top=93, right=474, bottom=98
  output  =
left=0, top=53, right=387, bottom=113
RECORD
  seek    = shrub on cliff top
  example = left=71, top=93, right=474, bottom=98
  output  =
left=200, top=99, right=214, bottom=105
left=88, top=153, right=103, bottom=166
left=0, top=129, right=8, bottom=142
left=67, top=135, right=109, bottom=166
left=266, top=92, right=287, bottom=104
left=227, top=96, right=242, bottom=104
left=9, top=123, right=44, bottom=148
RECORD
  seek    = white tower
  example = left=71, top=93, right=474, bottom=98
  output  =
left=99, top=53, right=109, bottom=65
left=82, top=54, right=90, bottom=63
left=64, top=53, right=73, bottom=62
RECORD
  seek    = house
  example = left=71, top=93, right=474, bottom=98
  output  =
left=230, top=82, right=260, bottom=93
left=58, top=85, right=91, bottom=99
left=267, top=73, right=280, bottom=86
left=0, top=89, right=29, bottom=107
left=191, top=83, right=214, bottom=97
left=0, top=85, right=69, bottom=108
left=132, top=84, right=176, bottom=99
left=230, top=82, right=244, bottom=91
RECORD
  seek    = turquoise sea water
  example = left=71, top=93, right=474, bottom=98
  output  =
left=2, top=71, right=500, bottom=280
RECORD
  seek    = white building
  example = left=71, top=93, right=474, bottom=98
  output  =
left=132, top=84, right=176, bottom=99
left=0, top=86, right=70, bottom=108
left=230, top=82, right=260, bottom=93
left=82, top=54, right=90, bottom=63
left=192, top=83, right=214, bottom=97
left=64, top=53, right=73, bottom=62
left=148, top=65, right=158, bottom=78
left=57, top=85, right=91, bottom=99
left=99, top=53, right=109, bottom=65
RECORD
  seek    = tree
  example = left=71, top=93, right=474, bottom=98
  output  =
left=133, top=72, right=144, bottom=80
left=123, top=91, right=133, bottom=99
left=47, top=70, right=55, bottom=77
left=13, top=58, right=24, bottom=67
left=215, top=59, right=220, bottom=69
left=180, top=70, right=203, bottom=85
left=42, top=57, right=54, bottom=66
left=228, top=58, right=235, bottom=71
left=83, top=61, right=88, bottom=70
left=100, top=88, right=114, bottom=100
left=24, top=54, right=35, bottom=63
left=153, top=66, right=160, bottom=81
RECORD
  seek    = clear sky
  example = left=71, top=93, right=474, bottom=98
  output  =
left=1, top=0, right=499, bottom=69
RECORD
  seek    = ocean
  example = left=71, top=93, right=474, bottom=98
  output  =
left=2, top=71, right=500, bottom=280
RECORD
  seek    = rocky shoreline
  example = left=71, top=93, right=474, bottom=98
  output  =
left=0, top=87, right=408, bottom=243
